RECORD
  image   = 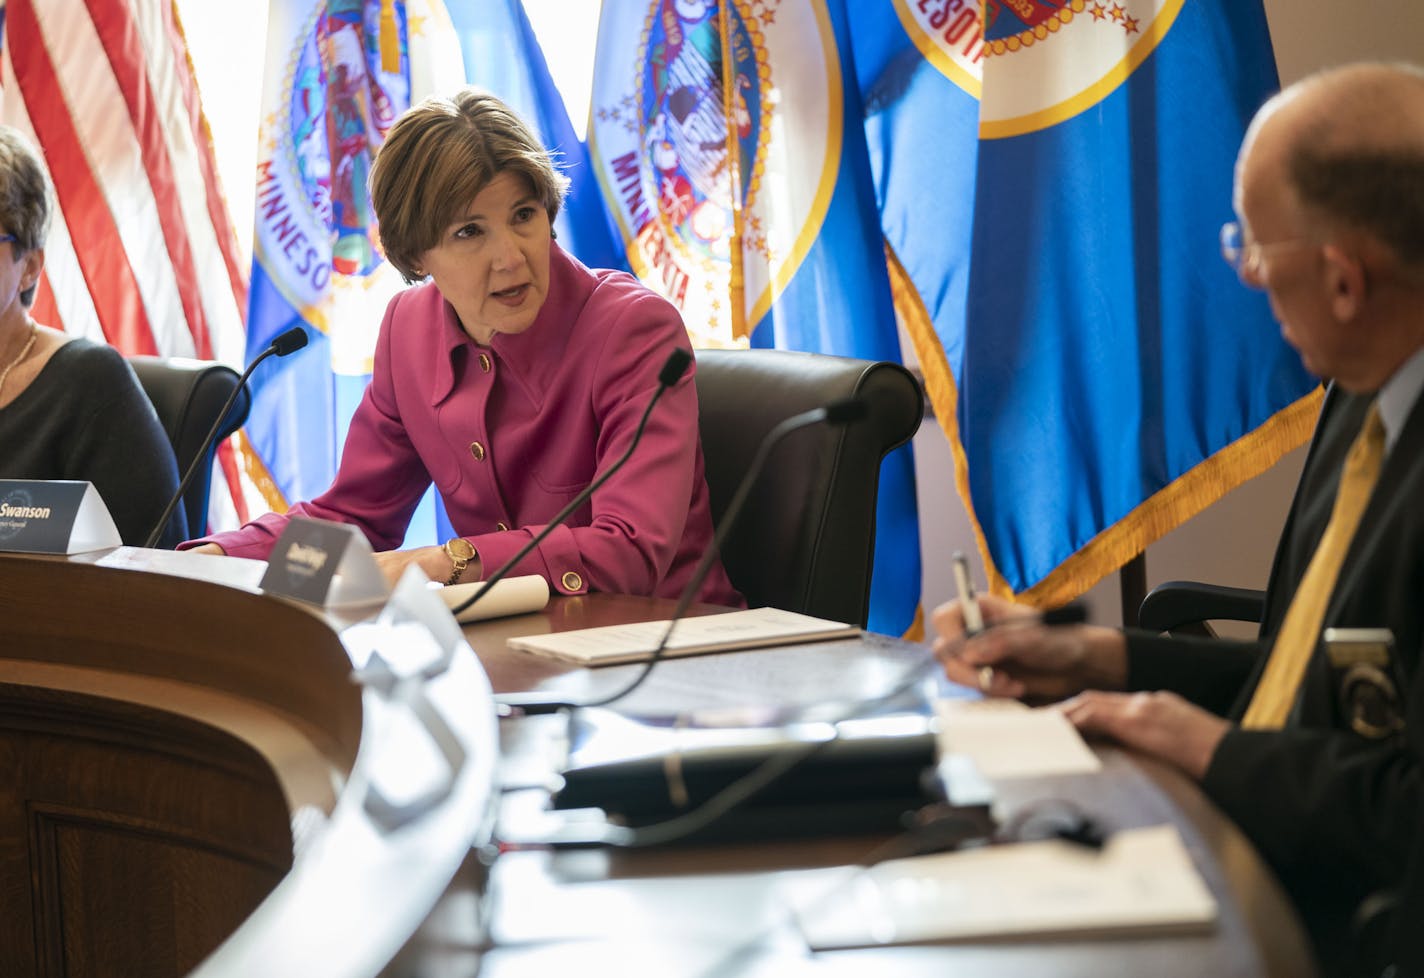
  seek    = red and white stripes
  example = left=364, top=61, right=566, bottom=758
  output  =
left=2, top=0, right=250, bottom=526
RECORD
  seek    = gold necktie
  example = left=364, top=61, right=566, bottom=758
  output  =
left=1242, top=403, right=1386, bottom=730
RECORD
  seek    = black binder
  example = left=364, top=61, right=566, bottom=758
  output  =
left=551, top=709, right=940, bottom=842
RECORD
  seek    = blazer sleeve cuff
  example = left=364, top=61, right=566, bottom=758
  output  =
left=1125, top=629, right=1262, bottom=716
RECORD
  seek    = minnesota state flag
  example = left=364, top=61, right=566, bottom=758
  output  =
left=241, top=0, right=463, bottom=518
left=243, top=1, right=616, bottom=547
left=859, top=0, right=1320, bottom=603
left=588, top=0, right=922, bottom=636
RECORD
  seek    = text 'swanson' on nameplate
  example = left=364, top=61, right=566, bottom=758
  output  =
left=259, top=516, right=388, bottom=608
left=0, top=480, right=121, bottom=554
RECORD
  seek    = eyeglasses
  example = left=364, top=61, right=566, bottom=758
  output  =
left=0, top=235, right=15, bottom=247
left=1220, top=221, right=1316, bottom=285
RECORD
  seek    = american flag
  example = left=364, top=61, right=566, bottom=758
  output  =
left=0, top=0, right=250, bottom=529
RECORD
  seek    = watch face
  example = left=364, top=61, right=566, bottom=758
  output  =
left=446, top=538, right=476, bottom=561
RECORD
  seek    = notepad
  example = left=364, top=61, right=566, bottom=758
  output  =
left=789, top=823, right=1217, bottom=949
left=506, top=607, right=860, bottom=666
left=935, top=699, right=1102, bottom=779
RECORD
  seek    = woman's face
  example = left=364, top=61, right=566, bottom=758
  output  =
left=418, top=171, right=552, bottom=346
left=0, top=228, right=42, bottom=326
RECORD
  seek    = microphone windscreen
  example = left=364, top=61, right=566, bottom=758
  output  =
left=658, top=348, right=693, bottom=387
left=822, top=397, right=869, bottom=426
left=1039, top=602, right=1088, bottom=627
left=271, top=327, right=309, bottom=357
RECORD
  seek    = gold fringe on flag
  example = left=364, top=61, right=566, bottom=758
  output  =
left=237, top=428, right=291, bottom=516
left=1016, top=389, right=1322, bottom=608
left=379, top=0, right=401, bottom=75
left=886, top=242, right=1324, bottom=608
left=887, top=244, right=1011, bottom=598
left=901, top=603, right=925, bottom=643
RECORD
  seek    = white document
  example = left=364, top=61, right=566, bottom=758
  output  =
left=437, top=574, right=549, bottom=623
left=790, top=824, right=1217, bottom=949
left=97, top=546, right=267, bottom=589
left=936, top=698, right=1101, bottom=779
left=506, top=607, right=859, bottom=666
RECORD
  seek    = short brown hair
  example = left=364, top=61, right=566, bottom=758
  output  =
left=0, top=125, right=54, bottom=305
left=370, top=89, right=569, bottom=283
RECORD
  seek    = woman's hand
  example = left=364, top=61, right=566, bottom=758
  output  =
left=373, top=545, right=450, bottom=586
left=373, top=545, right=479, bottom=587
left=187, top=543, right=226, bottom=556
left=1060, top=691, right=1229, bottom=781
left=930, top=592, right=1129, bottom=703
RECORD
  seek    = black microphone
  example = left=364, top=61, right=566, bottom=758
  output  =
left=143, top=326, right=309, bottom=548
left=497, top=394, right=871, bottom=715
left=447, top=348, right=693, bottom=619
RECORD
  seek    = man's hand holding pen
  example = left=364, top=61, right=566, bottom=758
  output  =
left=930, top=590, right=1130, bottom=703
left=929, top=584, right=1228, bottom=781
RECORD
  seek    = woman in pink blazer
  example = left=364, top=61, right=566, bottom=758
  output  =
left=186, top=90, right=740, bottom=608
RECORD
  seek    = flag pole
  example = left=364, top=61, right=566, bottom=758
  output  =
left=718, top=2, right=747, bottom=342
left=1119, top=552, right=1147, bottom=628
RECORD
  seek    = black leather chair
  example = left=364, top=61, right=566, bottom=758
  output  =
left=128, top=356, right=251, bottom=538
left=693, top=348, right=924, bottom=628
left=1138, top=580, right=1266, bottom=637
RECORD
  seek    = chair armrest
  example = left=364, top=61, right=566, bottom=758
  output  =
left=1138, top=581, right=1266, bottom=636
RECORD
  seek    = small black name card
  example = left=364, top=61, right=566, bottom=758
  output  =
left=0, top=480, right=121, bottom=554
left=259, top=516, right=387, bottom=607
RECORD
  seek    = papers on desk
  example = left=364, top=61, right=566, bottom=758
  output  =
left=789, top=824, right=1217, bottom=949
left=506, top=607, right=859, bottom=666
left=936, top=698, right=1102, bottom=779
left=437, top=575, right=549, bottom=623
left=96, top=545, right=267, bottom=589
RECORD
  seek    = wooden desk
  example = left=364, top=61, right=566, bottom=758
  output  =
left=464, top=598, right=1320, bottom=978
left=0, top=554, right=1317, bottom=976
left=0, top=552, right=498, bottom=978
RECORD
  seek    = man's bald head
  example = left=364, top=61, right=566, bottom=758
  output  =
left=1244, top=63, right=1424, bottom=267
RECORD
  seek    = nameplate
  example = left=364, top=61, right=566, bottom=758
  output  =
left=0, top=480, right=121, bottom=554
left=259, top=517, right=388, bottom=607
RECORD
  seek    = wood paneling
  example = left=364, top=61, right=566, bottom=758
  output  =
left=1, top=683, right=291, bottom=978
left=0, top=552, right=501, bottom=978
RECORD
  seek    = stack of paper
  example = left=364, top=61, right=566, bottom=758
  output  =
left=935, top=698, right=1102, bottom=778
left=789, top=824, right=1217, bottom=948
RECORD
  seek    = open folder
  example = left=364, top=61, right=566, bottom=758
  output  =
left=506, top=607, right=860, bottom=666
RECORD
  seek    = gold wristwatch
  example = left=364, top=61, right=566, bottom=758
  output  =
left=442, top=537, right=476, bottom=587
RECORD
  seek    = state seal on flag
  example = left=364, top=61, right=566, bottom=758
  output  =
left=254, top=0, right=417, bottom=369
left=592, top=0, right=840, bottom=345
left=891, top=0, right=1184, bottom=137
left=638, top=0, right=768, bottom=262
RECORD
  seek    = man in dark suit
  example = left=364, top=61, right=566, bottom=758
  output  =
left=932, top=62, right=1424, bottom=976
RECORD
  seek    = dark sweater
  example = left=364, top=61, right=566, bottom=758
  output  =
left=0, top=338, right=186, bottom=548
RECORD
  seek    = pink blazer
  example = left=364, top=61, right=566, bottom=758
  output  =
left=192, top=244, right=742, bottom=607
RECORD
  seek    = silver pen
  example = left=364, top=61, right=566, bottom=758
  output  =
left=951, top=550, right=984, bottom=636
